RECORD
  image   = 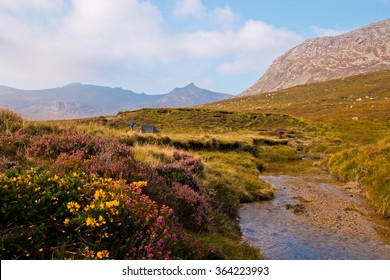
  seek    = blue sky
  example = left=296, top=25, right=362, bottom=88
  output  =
left=0, top=0, right=388, bottom=95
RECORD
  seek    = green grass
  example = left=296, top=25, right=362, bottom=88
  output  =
left=106, top=108, right=314, bottom=135
left=326, top=137, right=390, bottom=216
left=197, top=151, right=274, bottom=202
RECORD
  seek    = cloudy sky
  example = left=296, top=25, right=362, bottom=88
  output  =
left=0, top=0, right=389, bottom=95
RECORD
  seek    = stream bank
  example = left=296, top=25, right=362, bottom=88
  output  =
left=239, top=170, right=390, bottom=259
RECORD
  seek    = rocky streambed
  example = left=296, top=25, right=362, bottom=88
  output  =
left=239, top=173, right=390, bottom=259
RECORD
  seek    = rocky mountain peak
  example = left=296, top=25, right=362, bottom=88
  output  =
left=240, top=19, right=390, bottom=96
left=184, top=82, right=196, bottom=88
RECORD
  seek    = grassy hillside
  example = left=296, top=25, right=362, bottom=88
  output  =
left=203, top=70, right=390, bottom=144
left=204, top=70, right=390, bottom=119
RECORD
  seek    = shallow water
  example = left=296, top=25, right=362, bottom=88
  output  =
left=239, top=175, right=390, bottom=260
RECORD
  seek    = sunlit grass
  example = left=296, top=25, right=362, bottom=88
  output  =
left=326, top=137, right=390, bottom=216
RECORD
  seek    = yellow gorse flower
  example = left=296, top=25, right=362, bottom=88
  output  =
left=94, top=189, right=106, bottom=200
left=132, top=181, right=148, bottom=188
left=96, top=250, right=109, bottom=259
left=66, top=202, right=80, bottom=212
left=86, top=217, right=97, bottom=227
left=105, top=200, right=119, bottom=208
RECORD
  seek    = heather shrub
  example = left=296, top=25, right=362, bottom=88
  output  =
left=155, top=164, right=201, bottom=192
left=155, top=151, right=204, bottom=192
left=171, top=183, right=211, bottom=230
left=26, top=130, right=102, bottom=160
left=0, top=168, right=182, bottom=260
left=143, top=152, right=211, bottom=230
left=25, top=131, right=142, bottom=181
left=141, top=167, right=211, bottom=231
left=173, top=151, right=204, bottom=175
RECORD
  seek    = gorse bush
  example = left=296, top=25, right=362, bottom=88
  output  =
left=0, top=168, right=181, bottom=259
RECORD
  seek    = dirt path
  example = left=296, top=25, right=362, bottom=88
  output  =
left=239, top=173, right=390, bottom=260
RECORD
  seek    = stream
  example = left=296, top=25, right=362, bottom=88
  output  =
left=239, top=173, right=390, bottom=260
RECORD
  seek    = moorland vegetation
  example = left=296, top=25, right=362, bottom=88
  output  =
left=1, top=70, right=389, bottom=259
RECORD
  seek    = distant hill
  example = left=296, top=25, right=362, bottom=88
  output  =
left=0, top=83, right=232, bottom=120
left=150, top=83, right=231, bottom=108
left=240, top=19, right=390, bottom=96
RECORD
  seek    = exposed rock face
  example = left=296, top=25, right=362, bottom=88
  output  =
left=240, top=19, right=390, bottom=96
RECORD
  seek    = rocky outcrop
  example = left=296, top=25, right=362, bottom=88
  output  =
left=240, top=19, right=390, bottom=96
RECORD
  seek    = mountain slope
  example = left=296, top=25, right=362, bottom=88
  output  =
left=0, top=83, right=232, bottom=120
left=240, top=19, right=390, bottom=96
left=203, top=70, right=390, bottom=121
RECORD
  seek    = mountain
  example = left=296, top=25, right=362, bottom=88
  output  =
left=240, top=19, right=390, bottom=96
left=151, top=83, right=231, bottom=108
left=0, top=83, right=232, bottom=120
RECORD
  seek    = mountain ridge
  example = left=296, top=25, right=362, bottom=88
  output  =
left=240, top=19, right=390, bottom=96
left=0, top=83, right=232, bottom=120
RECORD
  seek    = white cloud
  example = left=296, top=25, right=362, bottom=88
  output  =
left=172, top=0, right=206, bottom=18
left=0, top=0, right=66, bottom=12
left=0, top=0, right=171, bottom=88
left=0, top=0, right=303, bottom=93
left=311, top=25, right=348, bottom=37
left=210, top=6, right=239, bottom=29
left=217, top=20, right=303, bottom=75
left=175, top=20, right=301, bottom=60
